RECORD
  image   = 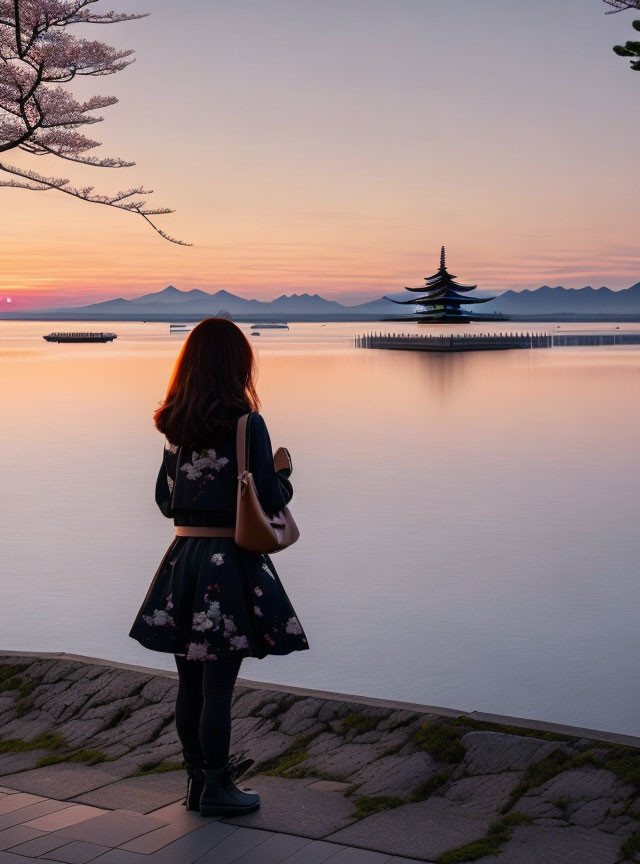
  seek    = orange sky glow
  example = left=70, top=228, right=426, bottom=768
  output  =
left=1, top=0, right=639, bottom=310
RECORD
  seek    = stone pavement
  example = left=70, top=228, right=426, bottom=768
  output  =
left=0, top=652, right=639, bottom=863
left=0, top=787, right=424, bottom=864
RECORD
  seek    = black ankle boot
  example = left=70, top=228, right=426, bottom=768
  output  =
left=182, top=752, right=205, bottom=812
left=199, top=755, right=260, bottom=817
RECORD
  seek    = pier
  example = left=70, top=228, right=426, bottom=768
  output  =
left=354, top=331, right=640, bottom=352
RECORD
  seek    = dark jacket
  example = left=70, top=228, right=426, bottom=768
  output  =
left=155, top=412, right=293, bottom=527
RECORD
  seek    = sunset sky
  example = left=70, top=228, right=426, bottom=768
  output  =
left=2, top=0, right=639, bottom=310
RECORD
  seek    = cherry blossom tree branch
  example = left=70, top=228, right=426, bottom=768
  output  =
left=603, top=1, right=640, bottom=13
left=0, top=0, right=190, bottom=244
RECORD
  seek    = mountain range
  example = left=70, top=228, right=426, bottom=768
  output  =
left=3, top=282, right=640, bottom=320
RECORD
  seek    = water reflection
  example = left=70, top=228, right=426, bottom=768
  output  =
left=1, top=321, right=639, bottom=735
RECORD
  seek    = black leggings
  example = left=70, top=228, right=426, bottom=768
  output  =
left=173, top=654, right=243, bottom=769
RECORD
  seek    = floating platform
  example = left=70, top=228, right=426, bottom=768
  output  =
left=250, top=321, right=289, bottom=329
left=43, top=332, right=117, bottom=343
left=355, top=331, right=640, bottom=352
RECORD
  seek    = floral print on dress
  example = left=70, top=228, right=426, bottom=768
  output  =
left=186, top=640, right=218, bottom=661
left=179, top=448, right=230, bottom=502
left=211, top=553, right=225, bottom=566
left=180, top=449, right=229, bottom=481
left=285, top=615, right=303, bottom=635
left=143, top=609, right=174, bottom=627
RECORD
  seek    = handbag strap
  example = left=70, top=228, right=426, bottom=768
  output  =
left=236, top=412, right=253, bottom=475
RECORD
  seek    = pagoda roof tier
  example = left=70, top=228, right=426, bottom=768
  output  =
left=388, top=293, right=491, bottom=305
left=385, top=247, right=485, bottom=315
left=407, top=276, right=478, bottom=293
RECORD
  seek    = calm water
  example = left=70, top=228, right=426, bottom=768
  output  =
left=1, top=321, right=639, bottom=735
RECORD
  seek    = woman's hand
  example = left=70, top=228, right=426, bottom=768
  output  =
left=273, top=446, right=292, bottom=476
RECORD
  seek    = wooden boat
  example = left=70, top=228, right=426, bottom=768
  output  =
left=250, top=322, right=289, bottom=329
left=43, top=332, right=117, bottom=343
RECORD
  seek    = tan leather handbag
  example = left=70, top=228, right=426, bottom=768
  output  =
left=235, top=413, right=300, bottom=553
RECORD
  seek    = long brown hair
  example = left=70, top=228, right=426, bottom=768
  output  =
left=154, top=318, right=260, bottom=448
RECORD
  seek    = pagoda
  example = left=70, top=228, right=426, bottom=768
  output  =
left=385, top=247, right=495, bottom=323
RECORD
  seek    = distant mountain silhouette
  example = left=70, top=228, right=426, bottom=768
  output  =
left=28, top=286, right=405, bottom=318
left=487, top=283, right=640, bottom=314
left=3, top=281, right=640, bottom=321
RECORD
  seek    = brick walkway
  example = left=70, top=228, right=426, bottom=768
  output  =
left=0, top=787, right=429, bottom=864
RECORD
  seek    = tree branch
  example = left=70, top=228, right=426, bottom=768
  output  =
left=0, top=158, right=191, bottom=244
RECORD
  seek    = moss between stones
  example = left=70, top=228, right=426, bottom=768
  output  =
left=413, top=723, right=466, bottom=763
left=502, top=748, right=606, bottom=813
left=621, top=831, right=640, bottom=862
left=337, top=713, right=378, bottom=736
left=502, top=749, right=571, bottom=813
left=407, top=769, right=452, bottom=802
left=350, top=769, right=453, bottom=819
left=0, top=733, right=66, bottom=754
left=281, top=765, right=348, bottom=783
left=0, top=664, right=28, bottom=693
left=436, top=812, right=534, bottom=863
left=133, top=760, right=183, bottom=777
left=380, top=742, right=404, bottom=758
left=605, top=750, right=640, bottom=791
left=352, top=795, right=405, bottom=818
left=255, top=731, right=320, bottom=776
left=36, top=749, right=112, bottom=768
left=446, top=715, right=575, bottom=743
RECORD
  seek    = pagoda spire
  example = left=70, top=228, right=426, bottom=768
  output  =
left=440, top=245, right=446, bottom=271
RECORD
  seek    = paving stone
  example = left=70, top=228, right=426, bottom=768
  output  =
left=24, top=805, right=108, bottom=832
left=493, top=824, right=625, bottom=863
left=47, top=841, right=112, bottom=863
left=278, top=840, right=350, bottom=864
left=0, top=765, right=121, bottom=799
left=147, top=820, right=239, bottom=864
left=194, top=826, right=273, bottom=864
left=221, top=775, right=357, bottom=839
left=0, top=799, right=72, bottom=831
left=66, top=851, right=149, bottom=864
left=118, top=802, right=202, bottom=853
left=229, top=831, right=311, bottom=863
left=0, top=794, right=44, bottom=815
left=54, top=809, right=167, bottom=846
left=71, top=772, right=184, bottom=814
left=326, top=798, right=490, bottom=860
left=3, top=832, right=71, bottom=857
left=461, top=731, right=563, bottom=775
left=0, top=824, right=46, bottom=850
left=320, top=848, right=393, bottom=863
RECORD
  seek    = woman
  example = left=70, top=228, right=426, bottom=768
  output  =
left=129, top=317, right=309, bottom=818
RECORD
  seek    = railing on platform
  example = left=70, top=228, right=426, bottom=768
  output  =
left=353, top=331, right=640, bottom=352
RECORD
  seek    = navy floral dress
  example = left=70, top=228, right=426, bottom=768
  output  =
left=129, top=412, right=309, bottom=661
